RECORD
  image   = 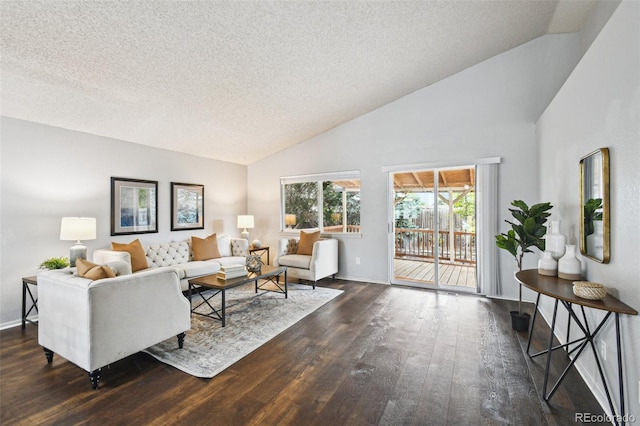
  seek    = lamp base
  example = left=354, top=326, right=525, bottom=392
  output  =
left=241, top=230, right=250, bottom=241
left=69, top=242, right=87, bottom=267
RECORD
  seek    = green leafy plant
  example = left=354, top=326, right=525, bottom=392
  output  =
left=38, top=257, right=70, bottom=270
left=496, top=200, right=552, bottom=314
left=583, top=198, right=603, bottom=236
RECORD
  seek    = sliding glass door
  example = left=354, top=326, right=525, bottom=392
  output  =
left=391, top=166, right=477, bottom=292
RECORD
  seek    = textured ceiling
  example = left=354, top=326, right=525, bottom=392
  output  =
left=0, top=1, right=595, bottom=165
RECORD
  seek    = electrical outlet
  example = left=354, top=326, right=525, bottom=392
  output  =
left=600, top=340, right=607, bottom=361
left=355, top=257, right=360, bottom=265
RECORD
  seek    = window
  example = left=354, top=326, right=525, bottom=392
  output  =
left=281, top=171, right=361, bottom=234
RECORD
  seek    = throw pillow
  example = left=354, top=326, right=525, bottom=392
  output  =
left=111, top=239, right=149, bottom=272
left=76, top=258, right=117, bottom=280
left=217, top=234, right=231, bottom=257
left=297, top=230, right=320, bottom=255
left=192, top=234, right=222, bottom=261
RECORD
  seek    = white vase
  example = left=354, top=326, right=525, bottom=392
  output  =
left=538, top=251, right=557, bottom=276
left=586, top=220, right=604, bottom=260
left=558, top=244, right=582, bottom=280
left=545, top=220, right=566, bottom=260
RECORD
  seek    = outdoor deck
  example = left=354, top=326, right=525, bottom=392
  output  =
left=394, top=258, right=477, bottom=289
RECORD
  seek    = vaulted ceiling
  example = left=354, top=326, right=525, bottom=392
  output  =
left=1, top=1, right=596, bottom=165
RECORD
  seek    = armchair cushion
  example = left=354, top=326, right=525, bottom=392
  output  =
left=277, top=254, right=312, bottom=270
left=112, top=239, right=148, bottom=272
left=297, top=230, right=320, bottom=255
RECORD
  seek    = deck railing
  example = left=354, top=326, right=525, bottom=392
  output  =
left=323, top=225, right=361, bottom=233
left=395, top=228, right=476, bottom=264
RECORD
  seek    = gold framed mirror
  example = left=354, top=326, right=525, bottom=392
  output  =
left=579, top=147, right=610, bottom=263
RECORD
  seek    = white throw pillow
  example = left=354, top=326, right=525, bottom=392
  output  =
left=217, top=234, right=231, bottom=257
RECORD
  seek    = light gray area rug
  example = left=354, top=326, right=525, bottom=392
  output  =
left=143, top=282, right=343, bottom=378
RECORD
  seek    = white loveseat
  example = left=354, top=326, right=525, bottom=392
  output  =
left=38, top=264, right=190, bottom=389
left=274, top=237, right=338, bottom=289
left=93, top=235, right=249, bottom=291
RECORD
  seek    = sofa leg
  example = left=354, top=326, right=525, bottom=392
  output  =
left=177, top=332, right=186, bottom=349
left=43, top=347, right=54, bottom=363
left=332, top=274, right=336, bottom=281
left=89, top=369, right=101, bottom=390
left=312, top=280, right=316, bottom=289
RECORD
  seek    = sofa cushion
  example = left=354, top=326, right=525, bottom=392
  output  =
left=112, top=239, right=149, bottom=272
left=216, top=256, right=249, bottom=268
left=277, top=254, right=312, bottom=270
left=192, top=234, right=221, bottom=261
left=173, top=261, right=220, bottom=279
left=297, top=230, right=320, bottom=255
left=76, top=258, right=117, bottom=280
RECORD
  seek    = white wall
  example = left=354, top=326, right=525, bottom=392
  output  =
left=248, top=33, right=581, bottom=298
left=537, top=0, right=639, bottom=418
left=0, top=118, right=247, bottom=327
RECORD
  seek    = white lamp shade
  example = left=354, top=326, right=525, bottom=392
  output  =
left=60, top=217, right=97, bottom=241
left=285, top=214, right=297, bottom=226
left=237, top=215, right=254, bottom=229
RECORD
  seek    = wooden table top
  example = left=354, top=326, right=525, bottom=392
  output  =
left=188, top=265, right=286, bottom=290
left=515, top=269, right=637, bottom=315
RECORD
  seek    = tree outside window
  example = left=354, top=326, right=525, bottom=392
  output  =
left=282, top=174, right=361, bottom=233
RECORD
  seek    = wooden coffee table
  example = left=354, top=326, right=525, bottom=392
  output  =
left=187, top=265, right=287, bottom=327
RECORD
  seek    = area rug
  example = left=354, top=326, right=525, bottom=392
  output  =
left=143, top=282, right=343, bottom=378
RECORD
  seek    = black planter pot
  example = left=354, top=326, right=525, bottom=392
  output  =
left=510, top=310, right=531, bottom=332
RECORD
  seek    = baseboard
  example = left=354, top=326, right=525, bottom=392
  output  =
left=0, top=317, right=35, bottom=330
left=332, top=275, right=390, bottom=285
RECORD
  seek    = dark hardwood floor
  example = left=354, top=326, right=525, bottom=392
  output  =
left=1, top=280, right=607, bottom=425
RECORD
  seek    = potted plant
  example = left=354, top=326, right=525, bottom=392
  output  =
left=495, top=200, right=552, bottom=331
left=38, top=257, right=70, bottom=270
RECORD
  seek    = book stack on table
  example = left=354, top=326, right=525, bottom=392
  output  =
left=216, top=264, right=248, bottom=280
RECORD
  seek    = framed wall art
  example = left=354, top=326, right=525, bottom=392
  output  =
left=171, top=182, right=204, bottom=231
left=111, top=177, right=158, bottom=236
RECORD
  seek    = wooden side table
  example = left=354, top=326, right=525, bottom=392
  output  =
left=249, top=246, right=270, bottom=265
left=22, top=276, right=38, bottom=328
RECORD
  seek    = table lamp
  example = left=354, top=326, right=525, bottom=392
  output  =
left=285, top=214, right=296, bottom=229
left=237, top=215, right=254, bottom=240
left=60, top=217, right=96, bottom=266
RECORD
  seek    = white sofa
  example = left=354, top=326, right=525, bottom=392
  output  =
left=38, top=263, right=190, bottom=389
left=274, top=237, right=338, bottom=289
left=93, top=236, right=249, bottom=291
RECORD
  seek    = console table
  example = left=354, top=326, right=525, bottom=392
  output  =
left=515, top=270, right=637, bottom=426
left=22, top=276, right=38, bottom=328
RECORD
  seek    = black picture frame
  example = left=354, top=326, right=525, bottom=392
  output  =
left=111, top=177, right=158, bottom=236
left=171, top=182, right=204, bottom=231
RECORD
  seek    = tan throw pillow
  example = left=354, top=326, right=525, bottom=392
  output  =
left=192, top=234, right=221, bottom=261
left=112, top=239, right=148, bottom=272
left=76, top=258, right=116, bottom=280
left=297, top=230, right=320, bottom=255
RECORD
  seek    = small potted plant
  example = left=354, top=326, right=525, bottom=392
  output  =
left=495, top=200, right=552, bottom=331
left=38, top=257, right=70, bottom=270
